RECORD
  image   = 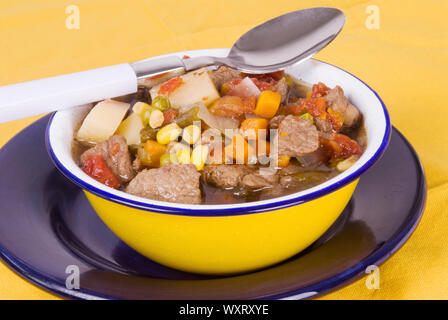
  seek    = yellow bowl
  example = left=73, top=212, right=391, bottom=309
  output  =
left=85, top=181, right=357, bottom=274
left=46, top=49, right=390, bottom=275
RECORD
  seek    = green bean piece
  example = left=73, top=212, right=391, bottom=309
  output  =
left=152, top=96, right=171, bottom=111
left=175, top=106, right=200, bottom=128
left=140, top=126, right=158, bottom=143
left=284, top=75, right=294, bottom=88
left=137, top=144, right=152, bottom=167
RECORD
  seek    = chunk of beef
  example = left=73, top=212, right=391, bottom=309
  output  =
left=132, top=157, right=143, bottom=172
left=276, top=115, right=319, bottom=157
left=210, top=66, right=242, bottom=89
left=274, top=78, right=288, bottom=103
left=278, top=160, right=304, bottom=176
left=202, top=164, right=255, bottom=189
left=240, top=171, right=279, bottom=190
left=125, top=164, right=201, bottom=204
left=296, top=147, right=328, bottom=168
left=315, top=118, right=333, bottom=133
left=269, top=115, right=285, bottom=130
left=80, top=135, right=135, bottom=183
left=325, top=86, right=361, bottom=127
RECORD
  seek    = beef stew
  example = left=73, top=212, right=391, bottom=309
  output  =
left=73, top=66, right=365, bottom=205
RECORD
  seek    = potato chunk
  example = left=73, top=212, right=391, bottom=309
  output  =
left=115, top=112, right=144, bottom=146
left=150, top=68, right=220, bottom=108
left=76, top=99, right=129, bottom=143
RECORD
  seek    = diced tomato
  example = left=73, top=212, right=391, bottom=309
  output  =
left=300, top=97, right=327, bottom=118
left=82, top=154, right=121, bottom=189
left=242, top=96, right=256, bottom=112
left=242, top=71, right=284, bottom=81
left=250, top=78, right=276, bottom=91
left=321, top=133, right=363, bottom=159
left=182, top=55, right=191, bottom=59
left=158, top=77, right=184, bottom=95
left=236, top=72, right=282, bottom=91
left=280, top=104, right=306, bottom=115
left=146, top=72, right=169, bottom=80
left=267, top=71, right=285, bottom=81
left=220, top=79, right=242, bottom=95
left=311, top=82, right=330, bottom=97
left=209, top=96, right=255, bottom=118
left=162, top=108, right=178, bottom=125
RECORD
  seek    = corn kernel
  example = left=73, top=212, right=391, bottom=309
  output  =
left=191, top=144, right=209, bottom=171
left=299, top=112, right=314, bottom=124
left=177, top=148, right=191, bottom=164
left=336, top=155, right=358, bottom=172
left=132, top=101, right=151, bottom=115
left=182, top=125, right=201, bottom=145
left=149, top=109, right=164, bottom=129
left=156, top=123, right=182, bottom=144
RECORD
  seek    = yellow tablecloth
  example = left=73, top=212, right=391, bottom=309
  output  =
left=0, top=0, right=447, bottom=300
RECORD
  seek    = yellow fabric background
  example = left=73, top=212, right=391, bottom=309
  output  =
left=0, top=0, right=447, bottom=300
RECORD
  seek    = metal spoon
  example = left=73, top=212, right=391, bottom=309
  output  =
left=0, top=7, right=345, bottom=123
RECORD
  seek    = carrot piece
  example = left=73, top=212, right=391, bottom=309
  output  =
left=327, top=108, right=344, bottom=131
left=240, top=118, right=269, bottom=140
left=255, top=140, right=270, bottom=157
left=224, top=134, right=255, bottom=164
left=255, top=91, right=282, bottom=118
left=277, top=155, right=291, bottom=168
left=139, top=140, right=167, bottom=167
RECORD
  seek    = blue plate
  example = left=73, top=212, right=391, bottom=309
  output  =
left=0, top=116, right=425, bottom=299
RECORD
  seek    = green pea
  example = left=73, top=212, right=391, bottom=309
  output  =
left=140, top=105, right=157, bottom=127
left=152, top=96, right=171, bottom=111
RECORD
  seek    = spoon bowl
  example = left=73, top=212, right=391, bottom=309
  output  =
left=227, top=7, right=345, bottom=72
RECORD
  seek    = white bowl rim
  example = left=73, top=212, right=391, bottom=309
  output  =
left=46, top=48, right=391, bottom=216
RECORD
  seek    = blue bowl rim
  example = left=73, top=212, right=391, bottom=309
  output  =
left=45, top=58, right=392, bottom=217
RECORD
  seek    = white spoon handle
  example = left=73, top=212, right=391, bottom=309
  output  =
left=0, top=63, right=137, bottom=123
